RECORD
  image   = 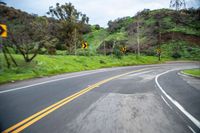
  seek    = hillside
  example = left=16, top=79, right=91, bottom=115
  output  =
left=0, top=3, right=199, bottom=83
left=85, top=8, right=200, bottom=59
left=0, top=4, right=200, bottom=60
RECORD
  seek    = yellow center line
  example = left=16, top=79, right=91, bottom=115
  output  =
left=3, top=68, right=149, bottom=133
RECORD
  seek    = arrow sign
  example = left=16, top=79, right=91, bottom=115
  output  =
left=0, top=26, right=5, bottom=35
left=120, top=47, right=126, bottom=53
left=82, top=41, right=88, bottom=49
left=0, top=24, right=7, bottom=38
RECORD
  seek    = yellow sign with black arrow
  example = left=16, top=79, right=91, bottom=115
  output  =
left=0, top=24, right=7, bottom=38
left=156, top=48, right=161, bottom=54
left=120, top=47, right=127, bottom=53
left=82, top=41, right=88, bottom=49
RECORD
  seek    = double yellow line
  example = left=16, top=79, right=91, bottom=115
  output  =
left=3, top=68, right=148, bottom=133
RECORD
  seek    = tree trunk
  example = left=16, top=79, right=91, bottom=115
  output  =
left=136, top=19, right=140, bottom=57
left=4, top=45, right=18, bottom=66
left=2, top=47, right=10, bottom=68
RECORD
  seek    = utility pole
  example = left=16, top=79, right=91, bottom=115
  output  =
left=74, top=28, right=77, bottom=55
left=104, top=41, right=106, bottom=56
left=112, top=40, right=116, bottom=57
left=136, top=18, right=140, bottom=57
left=157, top=21, right=161, bottom=61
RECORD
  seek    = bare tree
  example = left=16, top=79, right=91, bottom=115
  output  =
left=170, top=0, right=186, bottom=11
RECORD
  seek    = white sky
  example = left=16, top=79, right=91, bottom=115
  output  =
left=3, top=0, right=200, bottom=27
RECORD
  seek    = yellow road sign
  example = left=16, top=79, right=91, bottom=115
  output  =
left=82, top=41, right=88, bottom=49
left=0, top=24, right=7, bottom=38
left=156, top=48, right=161, bottom=53
left=121, top=47, right=126, bottom=53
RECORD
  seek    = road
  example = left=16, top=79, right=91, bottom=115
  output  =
left=0, top=62, right=200, bottom=133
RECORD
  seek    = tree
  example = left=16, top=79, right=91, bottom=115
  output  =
left=94, top=24, right=100, bottom=30
left=47, top=2, right=89, bottom=54
left=9, top=16, right=50, bottom=62
left=0, top=0, right=6, bottom=5
left=170, top=0, right=186, bottom=11
left=127, top=11, right=145, bottom=57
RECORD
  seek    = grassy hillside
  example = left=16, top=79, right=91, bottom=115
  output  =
left=0, top=54, right=168, bottom=84
left=0, top=6, right=199, bottom=84
left=85, top=9, right=200, bottom=60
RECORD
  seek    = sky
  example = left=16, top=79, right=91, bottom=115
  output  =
left=3, top=0, right=200, bottom=27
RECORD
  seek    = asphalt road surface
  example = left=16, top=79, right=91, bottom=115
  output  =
left=0, top=62, right=200, bottom=133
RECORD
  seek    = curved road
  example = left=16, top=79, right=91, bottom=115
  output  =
left=0, top=62, right=199, bottom=133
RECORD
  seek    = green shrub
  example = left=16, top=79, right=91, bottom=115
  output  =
left=172, top=52, right=181, bottom=59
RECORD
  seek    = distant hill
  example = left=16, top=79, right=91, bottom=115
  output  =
left=85, top=8, right=200, bottom=59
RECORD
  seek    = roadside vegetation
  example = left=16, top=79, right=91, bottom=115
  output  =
left=182, top=69, right=200, bottom=77
left=0, top=0, right=199, bottom=84
left=0, top=54, right=169, bottom=84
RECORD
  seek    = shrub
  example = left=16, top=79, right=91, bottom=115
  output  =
left=172, top=52, right=181, bottom=59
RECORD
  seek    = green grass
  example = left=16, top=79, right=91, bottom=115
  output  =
left=170, top=26, right=200, bottom=36
left=84, top=29, right=127, bottom=50
left=182, top=69, right=200, bottom=77
left=84, top=29, right=108, bottom=49
left=0, top=54, right=168, bottom=84
left=161, top=41, right=200, bottom=60
left=105, top=32, right=127, bottom=41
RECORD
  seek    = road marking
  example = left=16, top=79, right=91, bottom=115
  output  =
left=0, top=69, right=111, bottom=94
left=3, top=68, right=149, bottom=133
left=0, top=62, right=190, bottom=94
left=155, top=70, right=200, bottom=129
left=188, top=125, right=196, bottom=133
left=161, top=95, right=173, bottom=109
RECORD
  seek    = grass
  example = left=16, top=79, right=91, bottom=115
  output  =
left=0, top=54, right=168, bottom=84
left=170, top=26, right=200, bottom=36
left=161, top=41, right=200, bottom=60
left=84, top=29, right=127, bottom=51
left=182, top=69, right=200, bottom=78
left=105, top=32, right=127, bottom=41
left=83, top=29, right=108, bottom=49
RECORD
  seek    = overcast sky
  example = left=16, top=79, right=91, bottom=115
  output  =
left=3, top=0, right=200, bottom=27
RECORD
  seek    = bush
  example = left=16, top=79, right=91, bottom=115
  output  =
left=94, top=24, right=100, bottom=30
left=99, top=60, right=106, bottom=64
left=76, top=49, right=92, bottom=56
left=113, top=47, right=123, bottom=59
left=172, top=52, right=181, bottom=59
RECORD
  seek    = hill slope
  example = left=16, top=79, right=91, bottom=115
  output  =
left=85, top=8, right=200, bottom=59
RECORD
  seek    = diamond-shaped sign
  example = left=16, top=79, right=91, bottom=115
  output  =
left=0, top=24, right=7, bottom=38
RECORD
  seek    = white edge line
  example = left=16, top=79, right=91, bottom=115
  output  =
left=0, top=70, right=108, bottom=94
left=188, top=125, right=196, bottom=133
left=155, top=70, right=200, bottom=129
left=161, top=95, right=173, bottom=109
left=0, top=62, right=194, bottom=94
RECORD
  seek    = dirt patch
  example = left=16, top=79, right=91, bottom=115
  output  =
left=161, top=32, right=200, bottom=46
